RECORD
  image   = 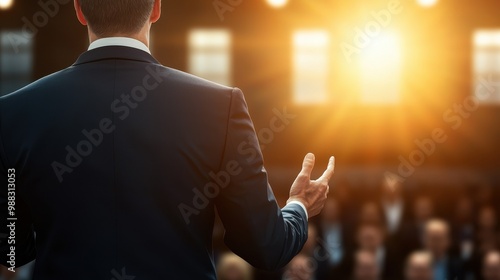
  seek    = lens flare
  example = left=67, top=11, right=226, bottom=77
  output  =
left=0, top=0, right=13, bottom=10
left=266, top=0, right=288, bottom=9
left=417, top=0, right=438, bottom=8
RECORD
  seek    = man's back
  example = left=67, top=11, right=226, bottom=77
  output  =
left=0, top=46, right=311, bottom=279
left=0, top=1, right=336, bottom=277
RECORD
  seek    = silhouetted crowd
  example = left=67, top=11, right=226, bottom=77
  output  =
left=214, top=179, right=500, bottom=280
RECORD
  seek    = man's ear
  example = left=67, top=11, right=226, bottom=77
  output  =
left=74, top=0, right=88, bottom=26
left=150, top=0, right=161, bottom=23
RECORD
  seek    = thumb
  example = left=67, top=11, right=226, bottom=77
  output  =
left=299, top=153, right=315, bottom=179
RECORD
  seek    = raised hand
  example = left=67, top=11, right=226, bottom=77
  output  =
left=287, top=153, right=335, bottom=218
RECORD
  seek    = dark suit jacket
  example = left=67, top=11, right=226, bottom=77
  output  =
left=0, top=46, right=308, bottom=279
left=445, top=256, right=465, bottom=280
left=315, top=223, right=353, bottom=280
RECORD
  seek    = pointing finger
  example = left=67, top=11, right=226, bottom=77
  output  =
left=318, top=156, right=335, bottom=183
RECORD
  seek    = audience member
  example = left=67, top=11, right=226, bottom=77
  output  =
left=302, top=224, right=318, bottom=257
left=379, top=180, right=407, bottom=237
left=316, top=198, right=351, bottom=279
left=283, top=254, right=314, bottom=280
left=405, top=251, right=434, bottom=280
left=452, top=195, right=476, bottom=261
left=359, top=202, right=385, bottom=228
left=405, top=195, right=435, bottom=253
left=217, top=253, right=253, bottom=280
left=483, top=251, right=500, bottom=280
left=353, top=223, right=402, bottom=279
left=474, top=183, right=495, bottom=207
left=352, top=250, right=380, bottom=280
left=477, top=206, right=499, bottom=244
left=423, top=219, right=463, bottom=280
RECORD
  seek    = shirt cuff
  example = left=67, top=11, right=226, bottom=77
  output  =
left=286, top=201, right=308, bottom=220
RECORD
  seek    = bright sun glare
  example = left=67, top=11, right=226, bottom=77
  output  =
left=417, top=0, right=438, bottom=8
left=0, top=0, right=13, bottom=10
left=266, top=0, right=289, bottom=9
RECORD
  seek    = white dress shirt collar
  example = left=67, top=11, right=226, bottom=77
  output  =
left=383, top=199, right=404, bottom=233
left=88, top=37, right=151, bottom=54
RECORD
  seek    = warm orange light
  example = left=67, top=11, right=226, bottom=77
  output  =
left=474, top=30, right=500, bottom=47
left=292, top=30, right=330, bottom=104
left=360, top=32, right=402, bottom=104
left=266, top=0, right=288, bottom=9
left=188, top=29, right=232, bottom=86
left=0, top=0, right=13, bottom=10
left=417, top=0, right=438, bottom=8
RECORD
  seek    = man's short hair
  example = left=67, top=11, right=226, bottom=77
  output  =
left=80, top=0, right=155, bottom=36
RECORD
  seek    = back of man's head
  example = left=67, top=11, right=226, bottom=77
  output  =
left=79, top=0, right=155, bottom=37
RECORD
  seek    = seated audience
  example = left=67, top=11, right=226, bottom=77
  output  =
left=140, top=180, right=500, bottom=280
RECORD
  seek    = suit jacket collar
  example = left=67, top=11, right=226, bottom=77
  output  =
left=73, top=46, right=161, bottom=66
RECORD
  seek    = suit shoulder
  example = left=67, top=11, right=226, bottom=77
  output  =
left=161, top=66, right=236, bottom=96
left=0, top=67, right=73, bottom=104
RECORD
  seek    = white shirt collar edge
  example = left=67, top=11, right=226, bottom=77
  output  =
left=88, top=37, right=151, bottom=54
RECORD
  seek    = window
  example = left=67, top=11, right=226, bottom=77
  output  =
left=360, top=32, right=401, bottom=104
left=473, top=30, right=500, bottom=104
left=0, top=31, right=33, bottom=96
left=292, top=30, right=330, bottom=104
left=188, top=29, right=231, bottom=86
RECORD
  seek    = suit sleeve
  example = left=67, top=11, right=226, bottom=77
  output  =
left=0, top=104, right=36, bottom=268
left=214, top=88, right=308, bottom=270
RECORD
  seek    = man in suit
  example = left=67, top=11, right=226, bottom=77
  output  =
left=0, top=0, right=335, bottom=279
left=423, top=219, right=463, bottom=280
left=316, top=197, right=352, bottom=279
